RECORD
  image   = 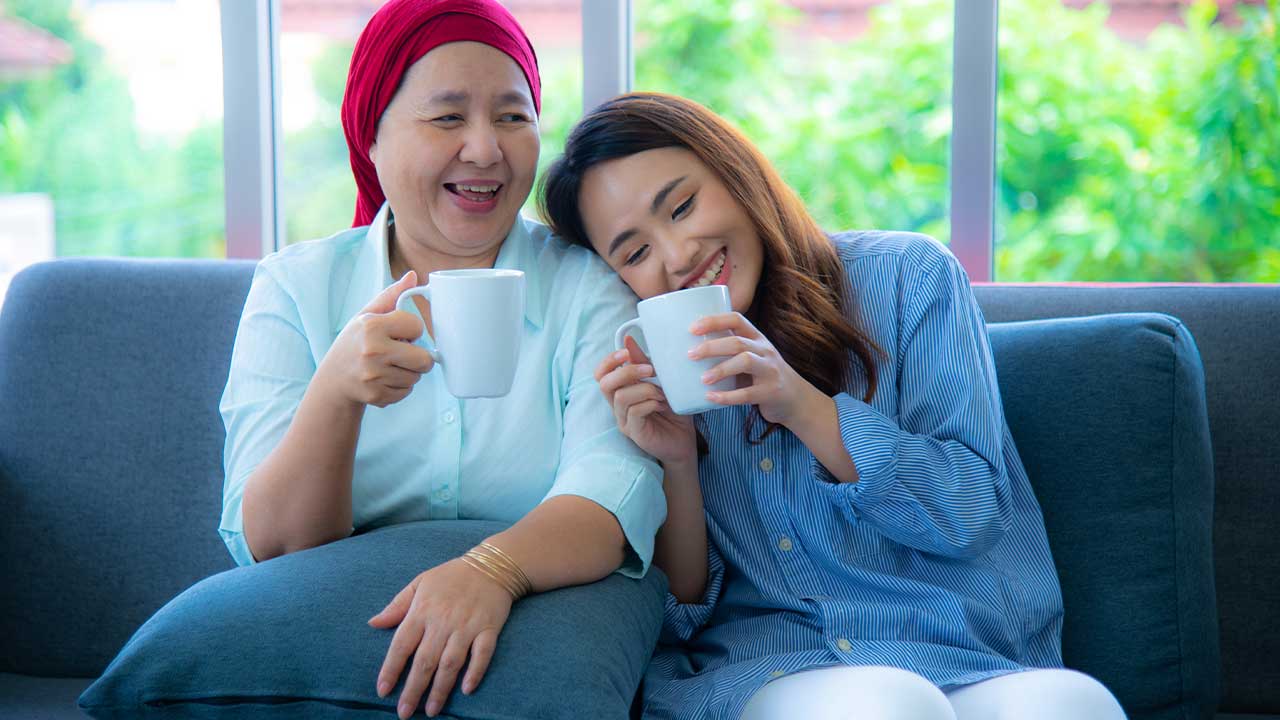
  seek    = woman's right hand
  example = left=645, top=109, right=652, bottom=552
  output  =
left=316, top=271, right=437, bottom=409
left=595, top=337, right=697, bottom=466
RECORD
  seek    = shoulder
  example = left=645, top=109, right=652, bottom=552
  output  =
left=829, top=230, right=960, bottom=280
left=523, top=217, right=636, bottom=307
left=253, top=225, right=369, bottom=299
left=828, top=230, right=973, bottom=327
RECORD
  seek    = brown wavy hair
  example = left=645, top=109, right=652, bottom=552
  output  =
left=539, top=93, right=880, bottom=440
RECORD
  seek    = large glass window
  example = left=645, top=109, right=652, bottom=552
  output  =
left=996, top=0, right=1279, bottom=282
left=279, top=0, right=583, bottom=244
left=633, top=0, right=955, bottom=243
left=0, top=0, right=225, bottom=304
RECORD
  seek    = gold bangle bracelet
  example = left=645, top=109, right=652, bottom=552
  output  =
left=461, top=553, right=523, bottom=599
left=478, top=542, right=533, bottom=595
left=465, top=547, right=530, bottom=599
left=470, top=544, right=531, bottom=597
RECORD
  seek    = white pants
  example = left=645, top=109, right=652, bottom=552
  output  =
left=739, top=665, right=1127, bottom=720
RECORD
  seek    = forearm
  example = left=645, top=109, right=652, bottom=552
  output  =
left=484, top=495, right=629, bottom=592
left=787, top=386, right=860, bottom=485
left=652, top=458, right=708, bottom=603
left=241, top=378, right=365, bottom=561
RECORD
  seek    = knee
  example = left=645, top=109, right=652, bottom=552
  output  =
left=835, top=666, right=956, bottom=720
left=1038, top=670, right=1125, bottom=719
left=975, top=669, right=1126, bottom=720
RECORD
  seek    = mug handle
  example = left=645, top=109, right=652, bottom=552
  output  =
left=614, top=319, right=660, bottom=387
left=395, top=285, right=444, bottom=366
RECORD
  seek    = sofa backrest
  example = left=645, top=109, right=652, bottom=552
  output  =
left=0, top=259, right=1273, bottom=718
left=0, top=258, right=255, bottom=677
left=975, top=283, right=1280, bottom=717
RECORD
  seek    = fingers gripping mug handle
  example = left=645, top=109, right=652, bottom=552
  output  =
left=395, top=285, right=443, bottom=365
left=614, top=319, right=660, bottom=387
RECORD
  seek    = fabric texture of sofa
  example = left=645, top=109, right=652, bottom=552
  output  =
left=1, top=257, right=1277, bottom=719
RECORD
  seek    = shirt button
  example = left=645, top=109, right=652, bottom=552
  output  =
left=759, top=458, right=774, bottom=472
left=442, top=411, right=456, bottom=424
left=437, top=486, right=453, bottom=502
left=778, top=536, right=793, bottom=552
left=769, top=670, right=786, bottom=679
left=836, top=638, right=852, bottom=652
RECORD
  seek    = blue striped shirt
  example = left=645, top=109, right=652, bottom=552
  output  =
left=642, top=232, right=1064, bottom=719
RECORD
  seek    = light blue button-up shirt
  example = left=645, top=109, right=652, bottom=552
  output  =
left=219, top=204, right=665, bottom=572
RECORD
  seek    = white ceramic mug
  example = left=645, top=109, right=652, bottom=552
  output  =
left=396, top=269, right=525, bottom=398
left=614, top=285, right=736, bottom=415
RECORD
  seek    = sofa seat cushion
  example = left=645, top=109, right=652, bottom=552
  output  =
left=0, top=673, right=94, bottom=720
left=78, top=520, right=666, bottom=719
left=987, top=313, right=1217, bottom=720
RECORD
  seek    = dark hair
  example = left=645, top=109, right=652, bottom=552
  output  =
left=539, top=92, right=880, bottom=439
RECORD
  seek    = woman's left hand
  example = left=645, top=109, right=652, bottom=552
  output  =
left=689, top=312, right=821, bottom=428
left=369, top=558, right=514, bottom=719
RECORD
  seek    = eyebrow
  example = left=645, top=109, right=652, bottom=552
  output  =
left=426, top=90, right=468, bottom=106
left=422, top=90, right=531, bottom=108
left=606, top=176, right=687, bottom=258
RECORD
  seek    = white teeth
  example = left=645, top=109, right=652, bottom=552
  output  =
left=457, top=184, right=499, bottom=193
left=690, top=251, right=726, bottom=288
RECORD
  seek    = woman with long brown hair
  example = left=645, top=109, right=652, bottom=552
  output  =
left=540, top=93, right=1123, bottom=719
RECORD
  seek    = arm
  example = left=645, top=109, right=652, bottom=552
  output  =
left=652, top=458, right=708, bottom=603
left=808, top=245, right=1013, bottom=559
left=222, top=268, right=431, bottom=564
left=483, top=494, right=627, bottom=591
left=692, top=240, right=1010, bottom=560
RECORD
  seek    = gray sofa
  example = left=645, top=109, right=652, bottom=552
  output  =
left=0, top=258, right=1276, bottom=719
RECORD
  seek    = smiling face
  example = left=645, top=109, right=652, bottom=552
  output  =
left=369, top=41, right=539, bottom=265
left=577, top=147, right=764, bottom=312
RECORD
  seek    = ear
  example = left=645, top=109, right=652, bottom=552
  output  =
left=368, top=140, right=378, bottom=164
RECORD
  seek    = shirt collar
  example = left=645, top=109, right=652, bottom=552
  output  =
left=344, top=202, right=545, bottom=329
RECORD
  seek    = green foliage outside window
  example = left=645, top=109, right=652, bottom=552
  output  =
left=2, top=0, right=1276, bottom=281
left=1, top=0, right=225, bottom=258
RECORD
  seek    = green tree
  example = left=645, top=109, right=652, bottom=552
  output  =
left=1, top=0, right=224, bottom=258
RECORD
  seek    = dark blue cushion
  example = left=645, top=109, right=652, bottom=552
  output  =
left=987, top=313, right=1217, bottom=720
left=78, top=520, right=667, bottom=719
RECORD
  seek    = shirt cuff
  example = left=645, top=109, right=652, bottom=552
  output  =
left=220, top=479, right=259, bottom=563
left=812, top=393, right=901, bottom=511
left=543, top=453, right=666, bottom=579
left=660, top=541, right=726, bottom=644
left=218, top=527, right=256, bottom=567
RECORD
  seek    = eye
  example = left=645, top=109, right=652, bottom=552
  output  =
left=624, top=245, right=649, bottom=267
left=499, top=113, right=530, bottom=123
left=433, top=114, right=463, bottom=124
left=672, top=193, right=695, bottom=220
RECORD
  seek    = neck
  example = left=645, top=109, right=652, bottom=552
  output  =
left=388, top=222, right=507, bottom=281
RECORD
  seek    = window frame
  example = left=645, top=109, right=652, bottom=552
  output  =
left=219, top=0, right=999, bottom=281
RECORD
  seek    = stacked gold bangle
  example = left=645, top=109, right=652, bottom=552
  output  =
left=461, top=542, right=533, bottom=600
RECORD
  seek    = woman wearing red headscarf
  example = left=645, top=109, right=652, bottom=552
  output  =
left=218, top=2, right=665, bottom=717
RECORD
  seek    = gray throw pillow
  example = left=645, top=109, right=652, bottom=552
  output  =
left=987, top=312, right=1217, bottom=720
left=79, top=520, right=666, bottom=719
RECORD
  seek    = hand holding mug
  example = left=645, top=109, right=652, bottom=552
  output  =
left=594, top=336, right=697, bottom=466
left=689, top=311, right=820, bottom=427
left=317, top=271, right=436, bottom=409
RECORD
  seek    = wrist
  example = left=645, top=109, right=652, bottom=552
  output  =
left=783, top=383, right=834, bottom=440
left=310, top=363, right=367, bottom=416
left=661, top=454, right=700, bottom=479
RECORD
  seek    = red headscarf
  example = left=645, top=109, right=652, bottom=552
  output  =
left=341, top=0, right=542, bottom=227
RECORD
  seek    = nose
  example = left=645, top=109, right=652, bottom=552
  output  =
left=458, top=121, right=502, bottom=167
left=660, top=232, right=702, bottom=282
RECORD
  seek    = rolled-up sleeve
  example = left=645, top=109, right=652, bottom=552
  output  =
left=813, top=244, right=1012, bottom=560
left=541, top=263, right=666, bottom=578
left=218, top=262, right=316, bottom=566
